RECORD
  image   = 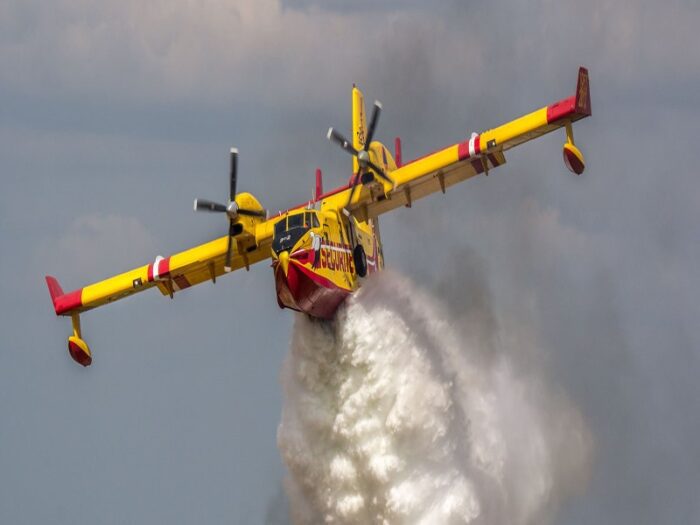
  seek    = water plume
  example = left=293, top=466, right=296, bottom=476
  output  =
left=278, top=270, right=591, bottom=524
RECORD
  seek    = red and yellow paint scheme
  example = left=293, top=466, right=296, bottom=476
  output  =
left=46, top=67, right=592, bottom=366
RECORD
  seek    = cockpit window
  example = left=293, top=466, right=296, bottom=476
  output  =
left=272, top=212, right=315, bottom=254
left=288, top=213, right=304, bottom=230
left=306, top=211, right=320, bottom=228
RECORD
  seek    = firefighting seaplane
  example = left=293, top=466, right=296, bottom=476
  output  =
left=46, top=68, right=591, bottom=366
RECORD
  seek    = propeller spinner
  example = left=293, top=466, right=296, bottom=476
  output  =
left=194, top=148, right=266, bottom=272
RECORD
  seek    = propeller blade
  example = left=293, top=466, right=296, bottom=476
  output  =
left=194, top=198, right=227, bottom=213
left=367, top=160, right=395, bottom=187
left=229, top=147, right=238, bottom=203
left=345, top=172, right=361, bottom=210
left=327, top=128, right=358, bottom=156
left=224, top=222, right=234, bottom=272
left=237, top=208, right=267, bottom=218
left=364, top=101, right=382, bottom=150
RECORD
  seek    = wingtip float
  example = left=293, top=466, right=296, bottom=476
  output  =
left=550, top=66, right=591, bottom=175
left=47, top=67, right=591, bottom=367
left=46, top=276, right=92, bottom=366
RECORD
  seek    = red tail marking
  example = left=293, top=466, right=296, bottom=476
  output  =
left=547, top=67, right=592, bottom=123
left=575, top=67, right=591, bottom=116
left=395, top=137, right=402, bottom=168
left=546, top=96, right=576, bottom=124
left=315, top=168, right=323, bottom=201
left=45, top=276, right=64, bottom=302
left=45, top=276, right=83, bottom=315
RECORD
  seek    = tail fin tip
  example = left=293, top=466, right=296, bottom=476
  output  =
left=45, top=276, right=80, bottom=315
left=575, top=67, right=591, bottom=116
left=45, top=276, right=64, bottom=302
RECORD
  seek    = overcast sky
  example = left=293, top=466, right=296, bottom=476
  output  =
left=1, top=1, right=699, bottom=523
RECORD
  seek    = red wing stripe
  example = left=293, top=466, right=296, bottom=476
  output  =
left=469, top=135, right=480, bottom=157
left=457, top=140, right=470, bottom=160
left=458, top=134, right=481, bottom=161
left=151, top=256, right=171, bottom=281
left=158, top=257, right=170, bottom=279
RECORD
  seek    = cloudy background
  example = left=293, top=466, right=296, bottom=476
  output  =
left=1, top=0, right=698, bottom=523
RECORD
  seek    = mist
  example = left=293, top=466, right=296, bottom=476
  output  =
left=278, top=270, right=591, bottom=523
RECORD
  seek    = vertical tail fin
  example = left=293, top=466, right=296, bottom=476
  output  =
left=352, top=85, right=367, bottom=175
left=46, top=275, right=64, bottom=299
left=45, top=276, right=82, bottom=315
left=315, top=168, right=323, bottom=201
left=575, top=67, right=591, bottom=116
left=45, top=276, right=65, bottom=314
left=394, top=137, right=403, bottom=168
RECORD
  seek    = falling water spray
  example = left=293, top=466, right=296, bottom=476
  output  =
left=278, top=270, right=591, bottom=524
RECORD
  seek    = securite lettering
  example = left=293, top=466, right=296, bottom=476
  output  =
left=319, top=242, right=355, bottom=274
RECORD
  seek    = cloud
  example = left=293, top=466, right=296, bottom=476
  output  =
left=36, top=213, right=156, bottom=285
left=1, top=0, right=366, bottom=107
left=2, top=0, right=700, bottom=522
left=0, top=0, right=485, bottom=113
left=3, top=0, right=698, bottom=118
left=280, top=0, right=428, bottom=13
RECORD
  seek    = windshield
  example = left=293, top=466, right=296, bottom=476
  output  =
left=272, top=211, right=319, bottom=254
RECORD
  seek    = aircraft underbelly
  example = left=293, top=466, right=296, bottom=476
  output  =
left=274, top=261, right=350, bottom=320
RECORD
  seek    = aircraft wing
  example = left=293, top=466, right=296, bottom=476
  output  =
left=46, top=223, right=275, bottom=317
left=344, top=67, right=591, bottom=221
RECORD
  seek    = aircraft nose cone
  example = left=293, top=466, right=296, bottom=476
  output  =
left=279, top=251, right=290, bottom=277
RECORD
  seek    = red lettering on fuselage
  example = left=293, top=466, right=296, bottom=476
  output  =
left=317, top=242, right=355, bottom=275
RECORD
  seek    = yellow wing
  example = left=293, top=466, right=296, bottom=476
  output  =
left=45, top=188, right=282, bottom=365
left=325, top=67, right=591, bottom=221
left=46, top=215, right=276, bottom=317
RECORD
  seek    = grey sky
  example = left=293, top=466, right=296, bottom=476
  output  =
left=1, top=0, right=698, bottom=523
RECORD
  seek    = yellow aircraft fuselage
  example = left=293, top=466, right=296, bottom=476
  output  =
left=270, top=202, right=384, bottom=319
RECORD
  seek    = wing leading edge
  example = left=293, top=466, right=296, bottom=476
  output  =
left=46, top=67, right=591, bottom=367
left=331, top=67, right=591, bottom=220
left=46, top=226, right=274, bottom=317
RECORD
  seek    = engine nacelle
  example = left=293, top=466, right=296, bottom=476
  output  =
left=233, top=192, right=266, bottom=235
left=68, top=335, right=92, bottom=367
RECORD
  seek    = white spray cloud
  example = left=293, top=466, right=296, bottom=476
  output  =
left=278, top=270, right=591, bottom=524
